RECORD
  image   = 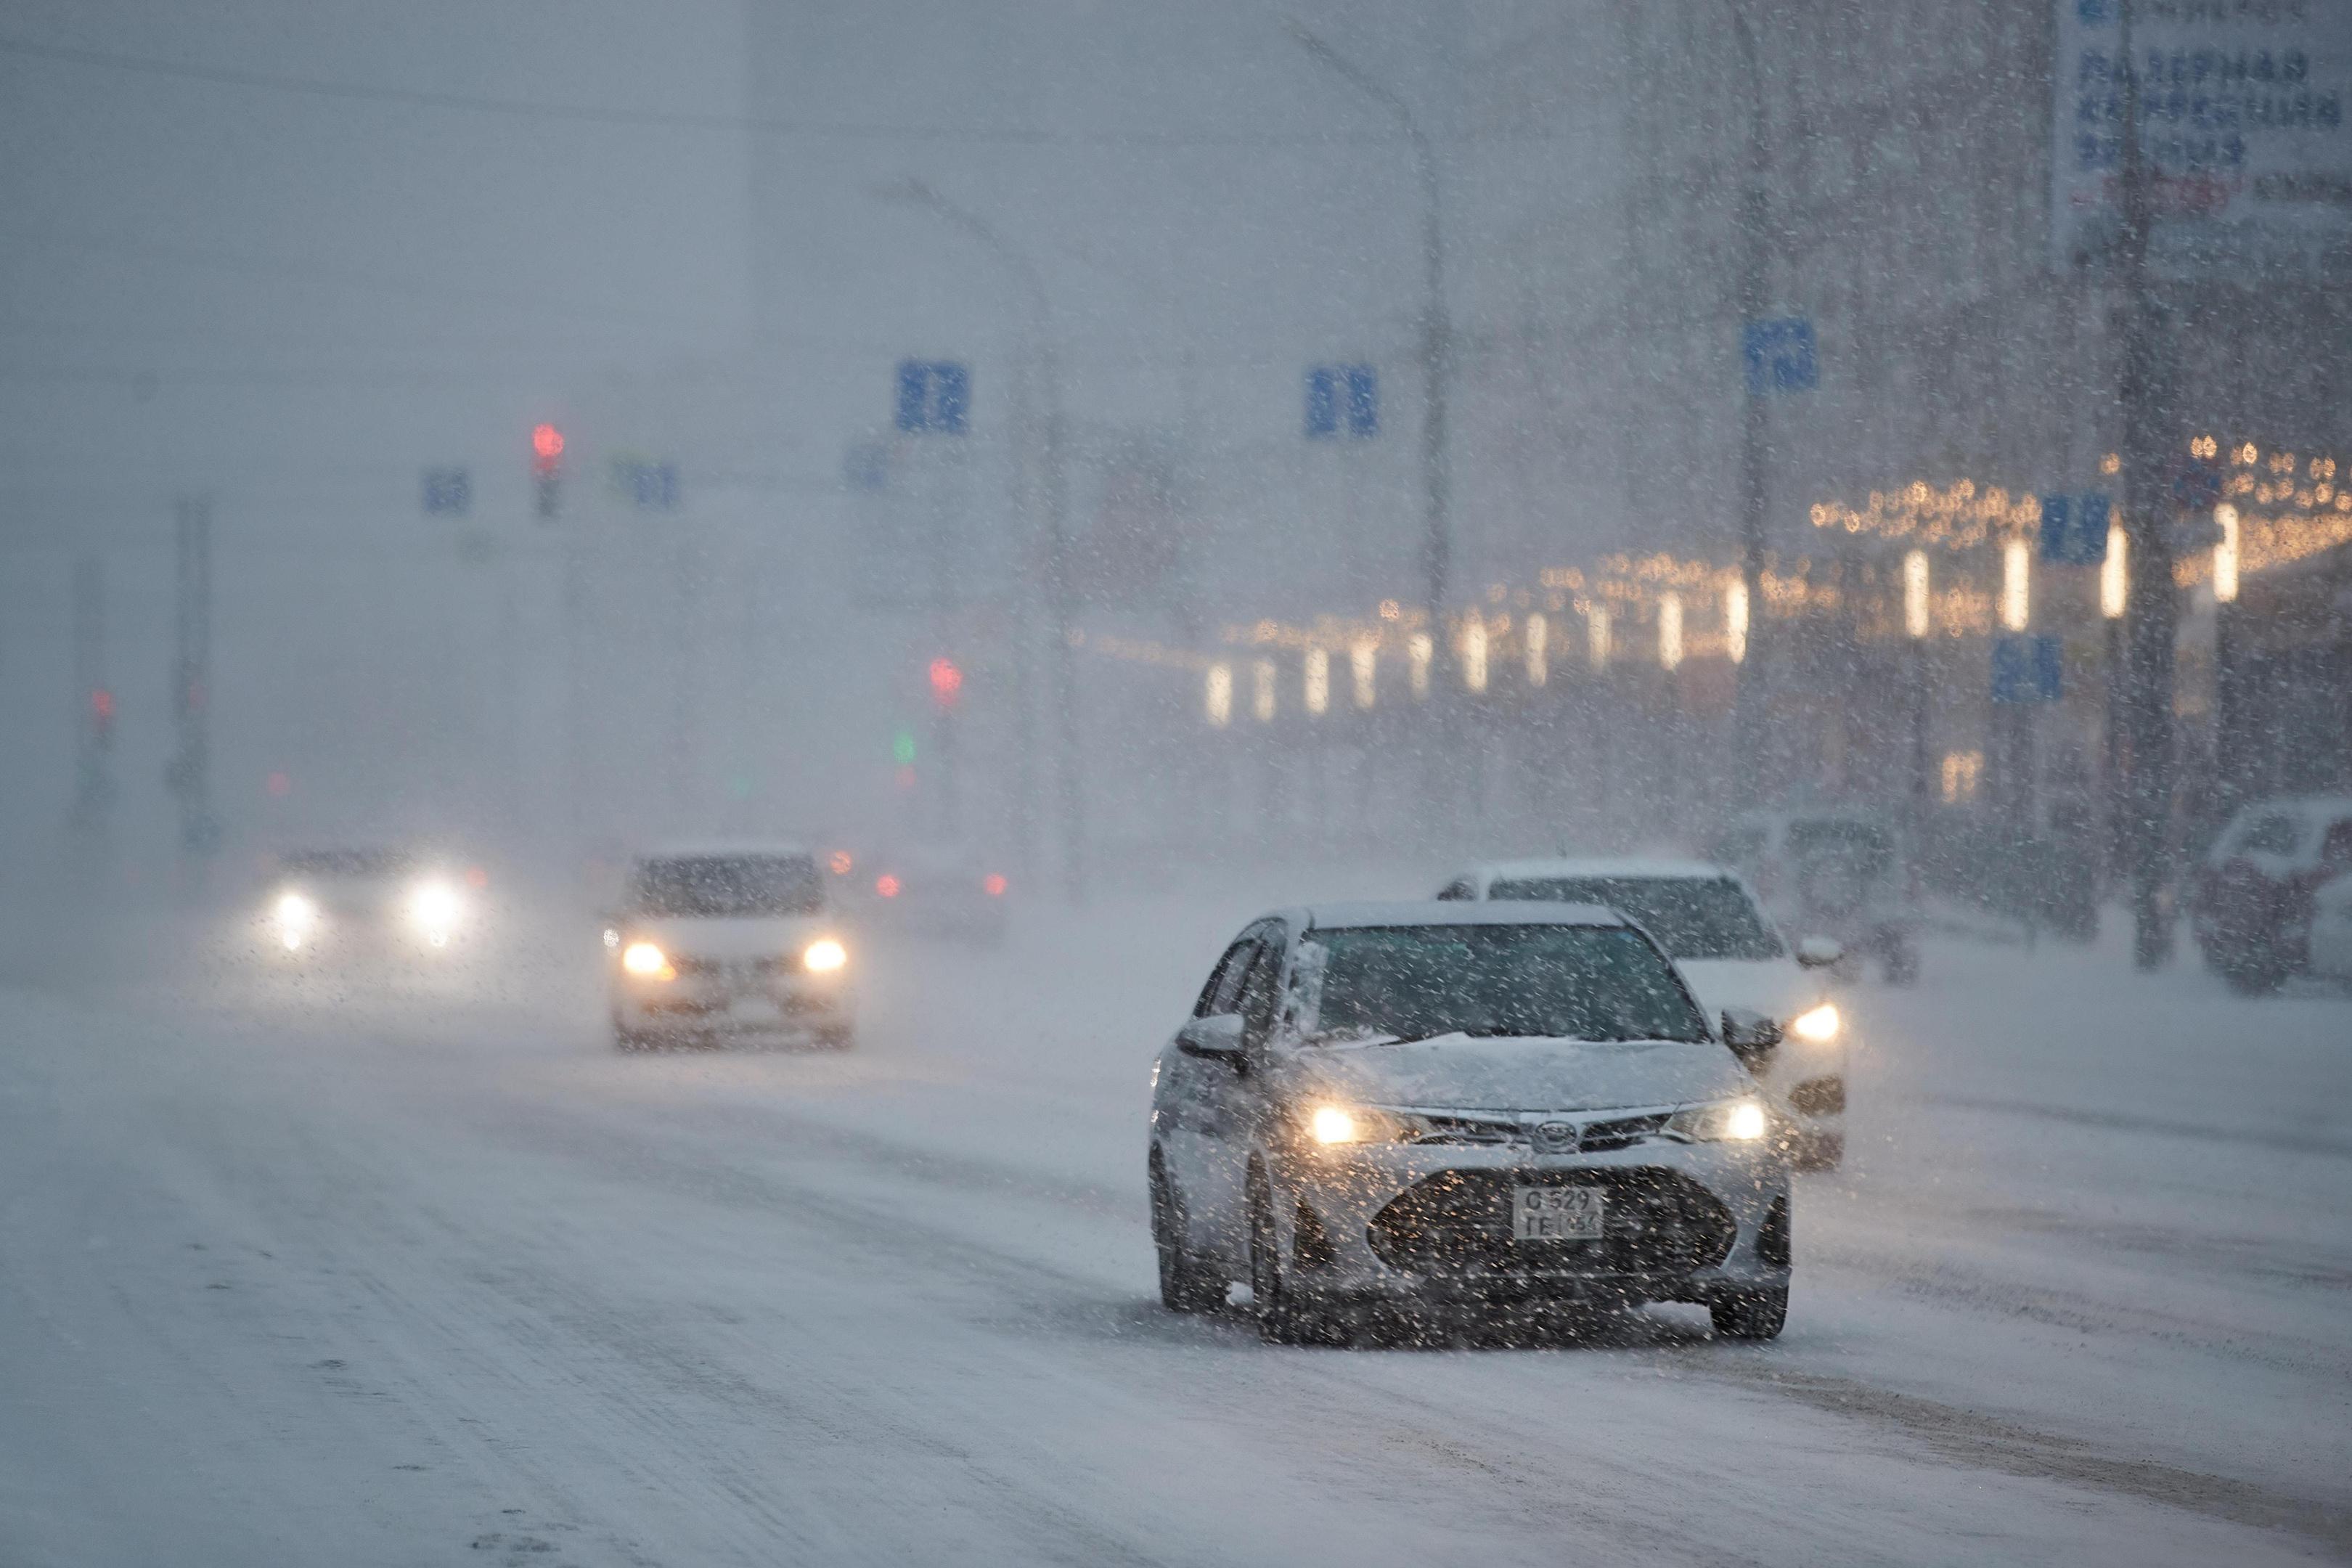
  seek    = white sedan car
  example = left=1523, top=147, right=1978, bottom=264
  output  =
left=605, top=844, right=857, bottom=1050
left=1439, top=859, right=1850, bottom=1169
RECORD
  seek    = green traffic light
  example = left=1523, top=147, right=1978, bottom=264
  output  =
left=892, top=729, right=917, bottom=767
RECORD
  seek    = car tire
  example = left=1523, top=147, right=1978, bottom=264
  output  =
left=1710, top=1286, right=1789, bottom=1341
left=1249, top=1170, right=1338, bottom=1345
left=1150, top=1157, right=1225, bottom=1315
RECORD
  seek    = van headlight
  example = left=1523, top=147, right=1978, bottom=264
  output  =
left=1790, top=1003, right=1841, bottom=1042
left=274, top=891, right=318, bottom=930
left=1669, top=1098, right=1771, bottom=1143
left=802, top=937, right=848, bottom=973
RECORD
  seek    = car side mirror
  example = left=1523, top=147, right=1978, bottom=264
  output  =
left=1177, top=1013, right=1246, bottom=1064
left=1795, top=936, right=1845, bottom=969
left=1721, top=1007, right=1782, bottom=1068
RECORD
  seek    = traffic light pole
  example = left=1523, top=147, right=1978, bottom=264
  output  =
left=2113, top=0, right=2180, bottom=970
left=166, top=496, right=220, bottom=863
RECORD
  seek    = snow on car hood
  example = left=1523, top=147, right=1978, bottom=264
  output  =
left=1290, top=1034, right=1749, bottom=1114
left=627, top=914, right=833, bottom=959
left=1672, top=957, right=1824, bottom=1026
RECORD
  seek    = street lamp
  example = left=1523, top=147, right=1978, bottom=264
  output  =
left=1286, top=23, right=1452, bottom=632
left=873, top=178, right=1086, bottom=899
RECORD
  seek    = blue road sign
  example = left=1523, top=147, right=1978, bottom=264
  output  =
left=1305, top=364, right=1377, bottom=438
left=1741, top=319, right=1816, bottom=393
left=2039, top=491, right=2111, bottom=565
left=422, top=467, right=471, bottom=517
left=896, top=360, right=969, bottom=433
left=1991, top=634, right=2062, bottom=704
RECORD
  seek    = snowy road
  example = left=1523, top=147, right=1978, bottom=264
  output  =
left=3, top=887, right=2348, bottom=1567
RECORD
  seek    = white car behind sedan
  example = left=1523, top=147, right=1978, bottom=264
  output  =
left=1438, top=859, right=1850, bottom=1168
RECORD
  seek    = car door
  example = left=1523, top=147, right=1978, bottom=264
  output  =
left=1184, top=921, right=1288, bottom=1267
left=1156, top=929, right=1260, bottom=1267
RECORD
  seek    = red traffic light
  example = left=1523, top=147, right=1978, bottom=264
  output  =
left=89, top=688, right=115, bottom=722
left=531, top=422, right=565, bottom=470
left=928, top=656, right=964, bottom=706
left=982, top=873, right=1007, bottom=897
left=875, top=873, right=902, bottom=899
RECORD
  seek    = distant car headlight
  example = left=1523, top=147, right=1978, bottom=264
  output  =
left=274, top=891, right=317, bottom=928
left=802, top=937, right=848, bottom=973
left=1790, top=1003, right=1841, bottom=1042
left=621, top=941, right=674, bottom=981
left=409, top=880, right=463, bottom=931
left=1669, top=1098, right=1771, bottom=1143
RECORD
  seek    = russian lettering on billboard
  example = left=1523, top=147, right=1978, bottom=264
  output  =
left=2051, top=0, right=2352, bottom=279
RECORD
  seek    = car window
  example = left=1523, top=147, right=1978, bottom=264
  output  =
left=1306, top=923, right=1708, bottom=1044
left=1486, top=876, right=1784, bottom=960
left=1194, top=938, right=1254, bottom=1018
left=629, top=854, right=825, bottom=917
left=2232, top=814, right=2302, bottom=857
left=1434, top=878, right=1475, bottom=902
left=1234, top=933, right=1286, bottom=1047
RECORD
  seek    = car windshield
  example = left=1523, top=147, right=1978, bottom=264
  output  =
left=279, top=849, right=414, bottom=881
left=630, top=855, right=823, bottom=918
left=1487, top=875, right=1782, bottom=960
left=1306, top=924, right=1710, bottom=1044
left=1787, top=820, right=1895, bottom=878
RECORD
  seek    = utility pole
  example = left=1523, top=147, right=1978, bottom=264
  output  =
left=1727, top=5, right=1772, bottom=797
left=166, top=496, right=220, bottom=861
left=2112, top=0, right=2179, bottom=970
left=71, top=555, right=115, bottom=830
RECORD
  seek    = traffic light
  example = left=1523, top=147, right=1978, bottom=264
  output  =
left=531, top=422, right=564, bottom=519
left=928, top=656, right=963, bottom=708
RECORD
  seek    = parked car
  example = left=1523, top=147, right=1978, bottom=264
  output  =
left=1704, top=810, right=1921, bottom=985
left=2191, top=796, right=2352, bottom=995
left=604, top=844, right=857, bottom=1049
left=1148, top=901, right=1794, bottom=1344
left=1437, top=858, right=1850, bottom=1169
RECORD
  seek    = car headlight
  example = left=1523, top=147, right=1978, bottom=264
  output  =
left=803, top=937, right=848, bottom=973
left=275, top=891, right=318, bottom=928
left=1790, top=1003, right=1841, bottom=1042
left=410, top=880, right=463, bottom=931
left=621, top=941, right=674, bottom=981
left=1302, top=1103, right=1421, bottom=1146
left=1668, top=1098, right=1771, bottom=1143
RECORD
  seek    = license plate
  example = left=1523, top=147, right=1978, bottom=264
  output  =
left=1511, top=1185, right=1605, bottom=1242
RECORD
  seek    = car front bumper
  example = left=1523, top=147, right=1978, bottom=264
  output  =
left=613, top=969, right=854, bottom=1034
left=1267, top=1134, right=1790, bottom=1310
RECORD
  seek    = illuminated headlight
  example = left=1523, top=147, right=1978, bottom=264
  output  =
left=1790, top=1003, right=1841, bottom=1042
left=274, top=891, right=318, bottom=929
left=1668, top=1098, right=1771, bottom=1143
left=1304, top=1103, right=1418, bottom=1146
left=802, top=937, right=848, bottom=973
left=621, top=941, right=674, bottom=981
left=409, top=880, right=464, bottom=933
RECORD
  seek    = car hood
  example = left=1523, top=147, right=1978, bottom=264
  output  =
left=1672, top=957, right=1824, bottom=1024
left=1290, top=1035, right=1749, bottom=1114
left=626, top=914, right=834, bottom=959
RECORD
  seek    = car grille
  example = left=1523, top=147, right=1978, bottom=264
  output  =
left=669, top=955, right=788, bottom=980
left=1368, top=1167, right=1736, bottom=1279
left=1396, top=1109, right=1672, bottom=1152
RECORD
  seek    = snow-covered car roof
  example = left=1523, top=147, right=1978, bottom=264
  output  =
left=1461, top=857, right=1733, bottom=884
left=2228, top=795, right=2352, bottom=827
left=631, top=841, right=816, bottom=862
left=1290, top=899, right=1628, bottom=931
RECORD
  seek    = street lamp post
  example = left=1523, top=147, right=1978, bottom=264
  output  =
left=875, top=180, right=1086, bottom=901
left=1287, top=24, right=1453, bottom=636
left=1726, top=4, right=1773, bottom=800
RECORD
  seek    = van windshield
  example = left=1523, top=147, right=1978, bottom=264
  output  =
left=630, top=856, right=823, bottom=918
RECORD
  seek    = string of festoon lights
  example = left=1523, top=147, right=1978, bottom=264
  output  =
left=1077, top=436, right=2347, bottom=726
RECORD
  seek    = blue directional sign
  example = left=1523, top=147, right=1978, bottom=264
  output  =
left=1991, top=634, right=2062, bottom=704
left=1741, top=319, right=1817, bottom=394
left=2039, top=491, right=2111, bottom=565
left=422, top=466, right=471, bottom=517
left=896, top=360, right=969, bottom=434
left=1305, top=364, right=1377, bottom=438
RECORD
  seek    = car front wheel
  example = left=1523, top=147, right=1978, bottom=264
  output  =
left=1710, top=1286, right=1789, bottom=1341
left=1249, top=1169, right=1340, bottom=1345
left=1150, top=1156, right=1224, bottom=1314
